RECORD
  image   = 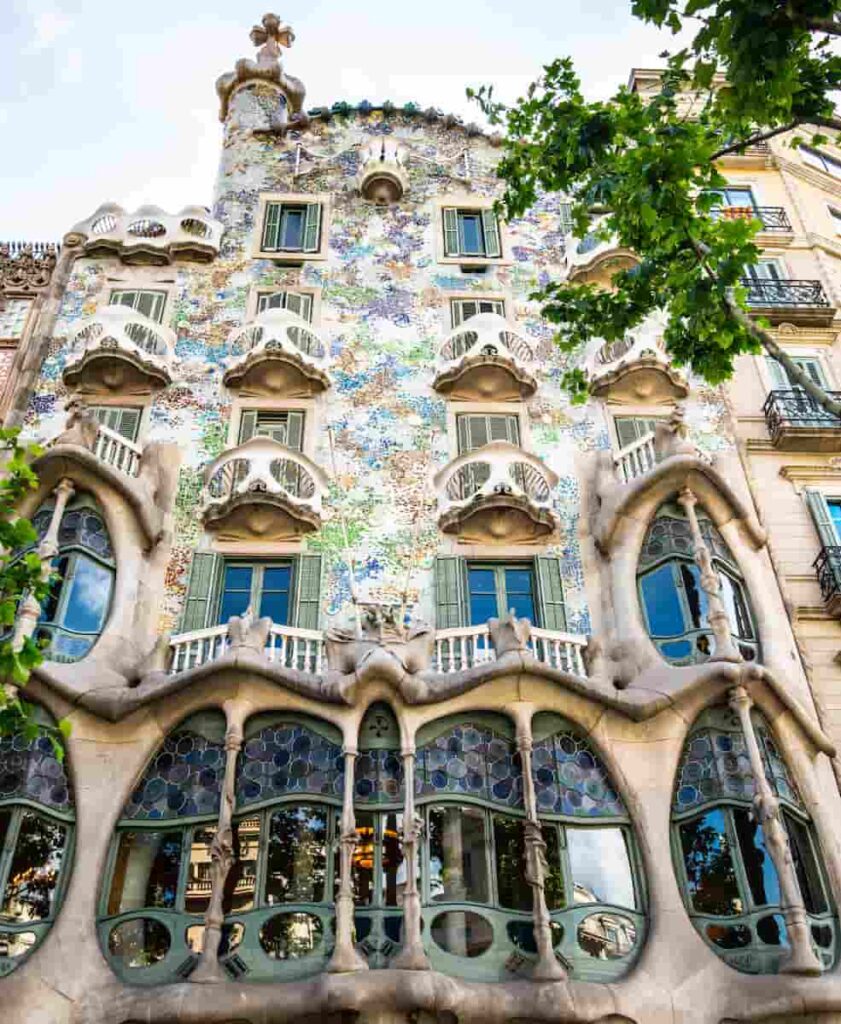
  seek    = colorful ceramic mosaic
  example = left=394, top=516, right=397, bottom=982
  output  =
left=236, top=723, right=344, bottom=806
left=123, top=729, right=225, bottom=820
left=531, top=729, right=625, bottom=818
left=354, top=749, right=404, bottom=804
left=0, top=733, right=73, bottom=812
left=415, top=724, right=522, bottom=808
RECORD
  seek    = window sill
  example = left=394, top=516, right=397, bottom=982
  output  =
left=253, top=249, right=327, bottom=263
left=438, top=255, right=511, bottom=268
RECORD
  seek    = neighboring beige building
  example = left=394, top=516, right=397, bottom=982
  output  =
left=4, top=20, right=841, bottom=1024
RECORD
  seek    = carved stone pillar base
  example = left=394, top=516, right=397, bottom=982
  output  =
left=190, top=924, right=226, bottom=983
left=779, top=909, right=823, bottom=976
left=391, top=894, right=430, bottom=970
left=327, top=893, right=369, bottom=973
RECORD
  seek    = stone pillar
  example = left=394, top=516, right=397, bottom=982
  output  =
left=12, top=477, right=74, bottom=651
left=391, top=749, right=430, bottom=969
left=677, top=487, right=741, bottom=662
left=515, top=716, right=566, bottom=981
left=328, top=747, right=368, bottom=973
left=729, top=685, right=822, bottom=975
left=192, top=698, right=250, bottom=983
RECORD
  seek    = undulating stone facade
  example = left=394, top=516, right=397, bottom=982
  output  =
left=4, top=15, right=841, bottom=1024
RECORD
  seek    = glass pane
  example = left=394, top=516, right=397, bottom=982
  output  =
left=62, top=556, right=112, bottom=633
left=567, top=827, right=636, bottom=909
left=430, top=910, right=493, bottom=957
left=0, top=809, right=9, bottom=852
left=1, top=812, right=67, bottom=922
left=542, top=823, right=565, bottom=911
left=719, top=572, right=753, bottom=640
left=218, top=565, right=253, bottom=624
left=732, top=808, right=780, bottom=909
left=679, top=809, right=742, bottom=916
left=577, top=912, right=637, bottom=959
left=265, top=804, right=327, bottom=905
left=504, top=567, right=536, bottom=622
left=351, top=812, right=376, bottom=906
left=784, top=813, right=827, bottom=915
left=280, top=208, right=304, bottom=249
left=107, top=829, right=183, bottom=915
left=468, top=569, right=495, bottom=594
left=468, top=568, right=497, bottom=626
left=680, top=563, right=709, bottom=630
left=108, top=918, right=171, bottom=968
left=381, top=812, right=405, bottom=907
left=262, top=567, right=291, bottom=591
left=459, top=214, right=483, bottom=255
left=724, top=188, right=754, bottom=208
left=39, top=556, right=67, bottom=625
left=259, top=591, right=290, bottom=624
left=184, top=827, right=216, bottom=915
left=493, top=815, right=531, bottom=911
left=828, top=502, right=841, bottom=543
left=428, top=805, right=489, bottom=904
left=640, top=564, right=685, bottom=637
left=225, top=815, right=260, bottom=913
left=259, top=912, right=323, bottom=960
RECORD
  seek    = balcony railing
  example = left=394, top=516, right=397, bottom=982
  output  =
left=742, top=278, right=831, bottom=309
left=614, top=432, right=658, bottom=483
left=70, top=203, right=223, bottom=264
left=63, top=305, right=176, bottom=390
left=168, top=622, right=326, bottom=675
left=712, top=206, right=792, bottom=231
left=229, top=308, right=327, bottom=361
left=438, top=313, right=534, bottom=364
left=434, top=623, right=587, bottom=675
left=168, top=621, right=588, bottom=677
left=763, top=389, right=841, bottom=446
left=814, top=546, right=841, bottom=608
left=93, top=423, right=142, bottom=477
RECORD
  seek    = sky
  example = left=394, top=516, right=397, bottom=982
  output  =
left=1, top=1, right=685, bottom=241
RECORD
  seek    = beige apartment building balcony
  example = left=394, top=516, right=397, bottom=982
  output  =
left=62, top=305, right=176, bottom=394
left=70, top=202, right=223, bottom=264
left=433, top=441, right=559, bottom=544
left=431, top=312, right=537, bottom=401
left=200, top=436, right=327, bottom=541
left=762, top=389, right=841, bottom=451
left=814, top=546, right=841, bottom=620
left=712, top=203, right=794, bottom=245
left=589, top=334, right=688, bottom=404
left=222, top=308, right=331, bottom=397
left=742, top=277, right=836, bottom=327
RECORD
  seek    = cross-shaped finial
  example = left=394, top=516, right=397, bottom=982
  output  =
left=250, top=13, right=295, bottom=65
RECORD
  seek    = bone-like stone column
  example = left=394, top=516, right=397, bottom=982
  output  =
left=728, top=685, right=822, bottom=975
left=391, top=748, right=430, bottom=969
left=12, top=477, right=74, bottom=651
left=677, top=486, right=741, bottom=663
left=515, top=712, right=566, bottom=981
left=328, top=747, right=368, bottom=973
left=192, top=698, right=250, bottom=983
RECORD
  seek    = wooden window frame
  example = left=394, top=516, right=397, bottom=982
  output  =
left=108, top=288, right=168, bottom=324
left=253, top=193, right=332, bottom=262
left=434, top=196, right=512, bottom=268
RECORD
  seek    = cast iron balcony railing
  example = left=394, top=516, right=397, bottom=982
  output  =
left=712, top=206, right=792, bottom=232
left=742, top=278, right=831, bottom=309
left=813, top=545, right=841, bottom=613
left=763, top=389, right=841, bottom=449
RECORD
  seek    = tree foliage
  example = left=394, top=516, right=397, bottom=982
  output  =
left=470, top=0, right=841, bottom=408
left=0, top=428, right=66, bottom=748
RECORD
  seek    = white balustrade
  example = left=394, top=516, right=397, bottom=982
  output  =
left=93, top=423, right=142, bottom=477
left=267, top=624, right=325, bottom=673
left=434, top=623, right=588, bottom=676
left=614, top=431, right=657, bottom=483
left=169, top=625, right=230, bottom=674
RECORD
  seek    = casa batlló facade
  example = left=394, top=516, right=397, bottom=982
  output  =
left=4, top=14, right=841, bottom=1024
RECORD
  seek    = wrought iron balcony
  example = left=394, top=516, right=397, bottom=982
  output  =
left=434, top=441, right=559, bottom=544
left=712, top=206, right=792, bottom=232
left=814, top=546, right=841, bottom=617
left=223, top=308, right=331, bottom=397
left=763, top=389, right=841, bottom=451
left=432, top=312, right=537, bottom=401
left=741, top=278, right=835, bottom=326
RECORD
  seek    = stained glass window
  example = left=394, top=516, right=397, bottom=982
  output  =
left=0, top=734, right=72, bottom=813
left=415, top=721, right=522, bottom=809
left=236, top=720, right=344, bottom=807
left=532, top=726, right=625, bottom=818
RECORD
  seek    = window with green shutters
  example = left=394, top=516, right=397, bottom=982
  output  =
left=456, top=413, right=520, bottom=453
left=179, top=553, right=322, bottom=632
left=109, top=289, right=167, bottom=324
left=255, top=290, right=314, bottom=321
left=433, top=555, right=566, bottom=631
left=614, top=416, right=660, bottom=449
left=442, top=208, right=502, bottom=259
left=261, top=202, right=322, bottom=253
left=237, top=410, right=304, bottom=450
left=89, top=406, right=142, bottom=442
left=450, top=297, right=505, bottom=328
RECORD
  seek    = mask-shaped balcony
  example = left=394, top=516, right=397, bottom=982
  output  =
left=222, top=309, right=331, bottom=398
left=200, top=436, right=327, bottom=541
left=70, top=203, right=223, bottom=265
left=62, top=306, right=175, bottom=395
left=357, top=138, right=409, bottom=205
left=434, top=441, right=559, bottom=544
left=567, top=226, right=639, bottom=289
left=589, top=334, right=688, bottom=404
left=432, top=313, right=538, bottom=401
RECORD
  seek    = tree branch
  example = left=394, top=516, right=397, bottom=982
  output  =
left=710, top=121, right=800, bottom=160
left=805, top=16, right=841, bottom=37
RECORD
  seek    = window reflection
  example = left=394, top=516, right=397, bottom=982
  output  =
left=679, top=809, right=741, bottom=916
left=184, top=827, right=216, bottom=915
left=428, top=805, right=489, bottom=904
left=381, top=812, right=405, bottom=907
left=265, top=805, right=327, bottom=905
left=107, top=830, right=182, bottom=915
left=567, top=827, right=636, bottom=909
left=493, top=815, right=531, bottom=911
left=784, top=812, right=828, bottom=915
left=224, top=817, right=260, bottom=913
left=732, top=809, right=780, bottom=908
left=1, top=813, right=67, bottom=922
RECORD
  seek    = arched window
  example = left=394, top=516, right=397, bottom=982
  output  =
left=530, top=712, right=644, bottom=981
left=672, top=705, right=836, bottom=973
left=32, top=494, right=115, bottom=663
left=98, top=710, right=226, bottom=982
left=637, top=501, right=757, bottom=665
left=0, top=708, right=74, bottom=976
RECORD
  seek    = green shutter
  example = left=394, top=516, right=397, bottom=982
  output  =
left=303, top=203, right=322, bottom=253
left=180, top=552, right=221, bottom=632
left=293, top=553, right=322, bottom=629
left=488, top=414, right=519, bottom=445
left=284, top=291, right=313, bottom=321
left=443, top=208, right=460, bottom=256
left=115, top=407, right=141, bottom=441
left=481, top=209, right=502, bottom=258
left=135, top=291, right=166, bottom=323
left=262, top=202, right=282, bottom=250
left=238, top=410, right=259, bottom=444
left=434, top=556, right=465, bottom=629
left=558, top=202, right=574, bottom=234
left=805, top=489, right=838, bottom=547
left=535, top=556, right=567, bottom=631
left=285, top=411, right=304, bottom=451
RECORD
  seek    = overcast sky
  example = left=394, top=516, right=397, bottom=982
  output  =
left=2, top=1, right=683, bottom=241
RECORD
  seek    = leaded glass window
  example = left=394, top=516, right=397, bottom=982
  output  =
left=0, top=709, right=74, bottom=977
left=671, top=705, right=836, bottom=974
left=637, top=501, right=758, bottom=665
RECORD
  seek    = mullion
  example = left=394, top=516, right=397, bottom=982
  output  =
left=493, top=566, right=507, bottom=620
left=175, top=826, right=193, bottom=915
left=0, top=806, right=24, bottom=909
left=722, top=807, right=755, bottom=916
